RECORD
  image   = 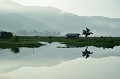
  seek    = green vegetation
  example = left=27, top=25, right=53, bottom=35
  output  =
left=18, top=36, right=120, bottom=48
left=0, top=36, right=120, bottom=49
left=0, top=31, right=13, bottom=39
left=0, top=31, right=43, bottom=48
left=63, top=37, right=120, bottom=48
left=0, top=35, right=43, bottom=48
left=11, top=36, right=19, bottom=42
left=0, top=40, right=43, bottom=48
left=1, top=30, right=119, bottom=49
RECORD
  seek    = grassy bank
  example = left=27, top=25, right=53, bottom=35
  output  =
left=0, top=40, right=43, bottom=48
left=0, top=36, right=120, bottom=48
left=18, top=36, right=120, bottom=48
left=63, top=37, right=120, bottom=48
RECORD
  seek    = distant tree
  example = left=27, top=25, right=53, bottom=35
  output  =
left=82, top=28, right=93, bottom=37
left=0, top=31, right=13, bottom=39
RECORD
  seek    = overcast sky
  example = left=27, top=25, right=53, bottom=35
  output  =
left=11, top=0, right=120, bottom=18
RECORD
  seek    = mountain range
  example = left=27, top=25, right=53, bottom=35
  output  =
left=0, top=0, right=120, bottom=36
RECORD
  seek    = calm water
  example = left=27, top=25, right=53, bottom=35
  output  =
left=0, top=42, right=120, bottom=79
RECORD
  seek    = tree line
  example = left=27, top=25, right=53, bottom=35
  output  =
left=0, top=31, right=13, bottom=39
left=0, top=27, right=93, bottom=39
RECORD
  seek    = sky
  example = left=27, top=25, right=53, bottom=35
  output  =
left=11, top=0, right=120, bottom=18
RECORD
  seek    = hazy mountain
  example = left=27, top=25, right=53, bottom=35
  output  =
left=0, top=13, right=54, bottom=32
left=20, top=7, right=120, bottom=36
left=0, top=0, right=120, bottom=36
left=0, top=0, right=22, bottom=13
left=0, top=0, right=54, bottom=33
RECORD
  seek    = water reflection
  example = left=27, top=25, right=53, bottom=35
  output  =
left=65, top=44, right=116, bottom=49
left=82, top=46, right=93, bottom=58
left=66, top=45, right=79, bottom=48
left=102, top=45, right=115, bottom=49
left=11, top=48, right=20, bottom=54
left=58, top=44, right=79, bottom=48
left=10, top=48, right=36, bottom=54
left=3, top=57, right=120, bottom=79
left=48, top=41, right=53, bottom=44
left=0, top=42, right=120, bottom=73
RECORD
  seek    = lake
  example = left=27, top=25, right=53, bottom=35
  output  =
left=0, top=42, right=120, bottom=79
